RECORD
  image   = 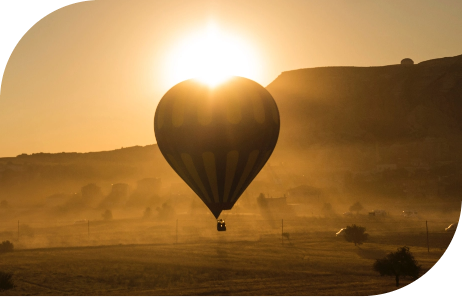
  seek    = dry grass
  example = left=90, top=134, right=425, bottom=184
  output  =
left=0, top=223, right=452, bottom=296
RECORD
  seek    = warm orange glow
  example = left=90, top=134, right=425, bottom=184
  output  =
left=166, top=23, right=260, bottom=87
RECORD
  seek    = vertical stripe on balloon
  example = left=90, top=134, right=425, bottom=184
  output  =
left=197, top=99, right=213, bottom=126
left=181, top=153, right=211, bottom=203
left=172, top=96, right=185, bottom=127
left=255, top=150, right=272, bottom=175
left=223, top=150, right=239, bottom=202
left=202, top=152, right=219, bottom=203
left=230, top=150, right=260, bottom=202
left=166, top=154, right=198, bottom=196
left=226, top=91, right=242, bottom=124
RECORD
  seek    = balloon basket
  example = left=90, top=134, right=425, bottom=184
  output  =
left=217, top=219, right=227, bottom=232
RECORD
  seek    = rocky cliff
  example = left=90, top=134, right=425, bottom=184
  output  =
left=267, top=55, right=462, bottom=148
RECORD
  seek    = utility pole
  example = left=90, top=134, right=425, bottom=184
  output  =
left=17, top=220, right=19, bottom=241
left=426, top=220, right=430, bottom=253
left=88, top=220, right=90, bottom=237
left=282, top=219, right=284, bottom=245
left=176, top=219, right=178, bottom=244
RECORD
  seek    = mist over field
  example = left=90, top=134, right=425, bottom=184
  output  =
left=1, top=55, right=461, bottom=295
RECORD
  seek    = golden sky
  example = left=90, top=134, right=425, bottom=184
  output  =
left=1, top=0, right=462, bottom=157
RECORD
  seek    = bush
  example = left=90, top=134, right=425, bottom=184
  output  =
left=322, top=203, right=332, bottom=212
left=156, top=203, right=175, bottom=220
left=102, top=209, right=113, bottom=220
left=344, top=224, right=369, bottom=246
left=143, top=207, right=152, bottom=219
left=0, top=271, right=14, bottom=291
left=256, top=193, right=268, bottom=208
left=321, top=202, right=336, bottom=217
left=0, top=241, right=14, bottom=253
left=349, top=202, right=363, bottom=214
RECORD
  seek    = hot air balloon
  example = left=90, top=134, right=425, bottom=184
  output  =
left=154, top=76, right=280, bottom=226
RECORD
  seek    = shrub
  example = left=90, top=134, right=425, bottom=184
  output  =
left=344, top=224, right=369, bottom=246
left=349, top=202, right=363, bottom=214
left=0, top=241, right=14, bottom=253
left=0, top=271, right=14, bottom=291
left=321, top=202, right=336, bottom=217
left=256, top=193, right=268, bottom=208
left=156, top=203, right=175, bottom=220
left=322, top=203, right=332, bottom=212
left=143, top=207, right=152, bottom=219
left=102, top=209, right=113, bottom=220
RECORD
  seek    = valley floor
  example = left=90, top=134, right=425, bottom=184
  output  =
left=0, top=225, right=454, bottom=296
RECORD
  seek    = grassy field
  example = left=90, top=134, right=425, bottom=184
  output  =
left=0, top=215, right=456, bottom=295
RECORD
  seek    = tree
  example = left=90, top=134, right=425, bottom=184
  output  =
left=321, top=202, right=335, bottom=217
left=102, top=209, right=113, bottom=220
left=0, top=241, right=14, bottom=253
left=373, top=246, right=421, bottom=287
left=0, top=271, right=14, bottom=291
left=81, top=183, right=104, bottom=208
left=143, top=207, right=152, bottom=219
left=349, top=202, right=363, bottom=214
left=256, top=193, right=268, bottom=209
left=322, top=202, right=332, bottom=212
left=156, top=202, right=175, bottom=220
left=344, top=224, right=368, bottom=246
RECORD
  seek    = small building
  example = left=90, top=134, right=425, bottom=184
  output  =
left=258, top=196, right=296, bottom=216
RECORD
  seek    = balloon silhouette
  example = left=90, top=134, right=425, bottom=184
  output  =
left=154, top=76, right=280, bottom=218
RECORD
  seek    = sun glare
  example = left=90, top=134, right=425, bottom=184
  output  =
left=166, top=23, right=260, bottom=87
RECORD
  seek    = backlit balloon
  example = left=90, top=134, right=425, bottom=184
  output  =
left=154, top=76, right=280, bottom=219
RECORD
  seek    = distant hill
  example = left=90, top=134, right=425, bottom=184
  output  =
left=267, top=54, right=462, bottom=148
left=0, top=145, right=176, bottom=204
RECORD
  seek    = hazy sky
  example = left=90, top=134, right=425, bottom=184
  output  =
left=1, top=0, right=462, bottom=157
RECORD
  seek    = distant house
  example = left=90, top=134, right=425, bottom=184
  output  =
left=286, top=185, right=321, bottom=204
left=258, top=195, right=296, bottom=216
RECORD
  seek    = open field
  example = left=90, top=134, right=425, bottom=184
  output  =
left=0, top=214, right=457, bottom=295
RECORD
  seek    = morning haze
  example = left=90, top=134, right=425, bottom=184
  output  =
left=0, top=0, right=461, bottom=295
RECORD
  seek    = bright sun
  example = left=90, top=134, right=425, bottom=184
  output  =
left=166, top=23, right=260, bottom=87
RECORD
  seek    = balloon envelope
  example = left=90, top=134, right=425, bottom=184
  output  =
left=154, top=77, right=280, bottom=218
